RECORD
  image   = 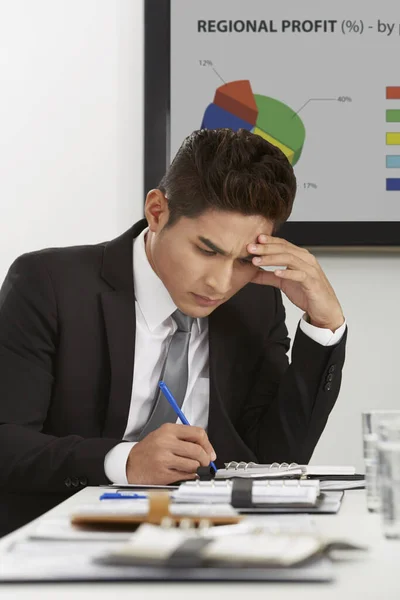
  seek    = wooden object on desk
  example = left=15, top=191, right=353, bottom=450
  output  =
left=70, top=491, right=242, bottom=528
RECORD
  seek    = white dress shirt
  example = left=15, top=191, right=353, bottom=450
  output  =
left=104, top=227, right=346, bottom=484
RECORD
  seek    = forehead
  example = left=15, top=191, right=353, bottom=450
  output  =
left=181, top=209, right=274, bottom=240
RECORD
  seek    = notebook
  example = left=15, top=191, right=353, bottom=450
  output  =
left=95, top=522, right=366, bottom=571
left=174, top=479, right=344, bottom=514
left=215, top=461, right=356, bottom=479
left=246, top=492, right=344, bottom=514
left=319, top=478, right=365, bottom=491
left=174, top=479, right=320, bottom=508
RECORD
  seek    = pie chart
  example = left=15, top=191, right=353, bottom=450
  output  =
left=200, top=80, right=305, bottom=166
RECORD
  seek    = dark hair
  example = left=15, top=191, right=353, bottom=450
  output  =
left=158, top=128, right=296, bottom=231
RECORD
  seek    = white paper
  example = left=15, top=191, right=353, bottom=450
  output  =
left=217, top=463, right=356, bottom=479
left=29, top=517, right=134, bottom=541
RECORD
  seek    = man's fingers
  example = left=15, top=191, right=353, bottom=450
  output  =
left=249, top=238, right=316, bottom=265
left=256, top=234, right=311, bottom=256
left=128, top=425, right=216, bottom=486
left=167, top=455, right=201, bottom=474
left=249, top=242, right=300, bottom=257
left=251, top=252, right=316, bottom=274
left=172, top=440, right=211, bottom=467
left=167, top=470, right=198, bottom=483
left=172, top=424, right=216, bottom=460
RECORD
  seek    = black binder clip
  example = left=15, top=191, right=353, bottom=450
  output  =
left=197, top=465, right=216, bottom=480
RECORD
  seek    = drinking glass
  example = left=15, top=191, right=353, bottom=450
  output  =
left=378, top=418, right=400, bottom=539
left=362, top=410, right=400, bottom=512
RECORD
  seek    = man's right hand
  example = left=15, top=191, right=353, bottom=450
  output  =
left=126, top=423, right=217, bottom=485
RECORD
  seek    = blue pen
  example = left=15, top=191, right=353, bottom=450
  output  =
left=99, top=492, right=147, bottom=500
left=158, top=381, right=217, bottom=473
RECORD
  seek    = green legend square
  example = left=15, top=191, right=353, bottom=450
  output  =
left=386, top=109, right=400, bottom=123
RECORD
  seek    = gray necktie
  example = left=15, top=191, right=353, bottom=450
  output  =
left=139, top=309, right=194, bottom=439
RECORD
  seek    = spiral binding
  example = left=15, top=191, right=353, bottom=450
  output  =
left=224, top=461, right=300, bottom=470
left=182, top=478, right=309, bottom=488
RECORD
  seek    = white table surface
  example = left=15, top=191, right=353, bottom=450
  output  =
left=0, top=486, right=399, bottom=600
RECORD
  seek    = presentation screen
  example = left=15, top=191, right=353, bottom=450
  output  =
left=145, top=0, right=400, bottom=246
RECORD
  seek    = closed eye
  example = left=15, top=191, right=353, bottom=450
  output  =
left=198, top=247, right=216, bottom=256
left=239, top=258, right=254, bottom=266
left=198, top=247, right=253, bottom=266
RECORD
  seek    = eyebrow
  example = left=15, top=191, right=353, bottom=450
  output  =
left=198, top=236, right=255, bottom=262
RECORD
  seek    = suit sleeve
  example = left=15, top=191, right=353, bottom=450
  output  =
left=0, top=253, right=119, bottom=493
left=238, top=288, right=347, bottom=464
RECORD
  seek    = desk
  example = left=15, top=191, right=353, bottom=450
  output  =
left=0, top=487, right=399, bottom=599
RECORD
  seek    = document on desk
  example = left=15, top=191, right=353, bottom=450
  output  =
left=7, top=539, right=125, bottom=557
left=245, top=492, right=344, bottom=514
left=216, top=461, right=356, bottom=479
left=174, top=479, right=320, bottom=507
left=174, top=480, right=344, bottom=513
left=107, top=483, right=179, bottom=490
left=28, top=517, right=135, bottom=542
left=319, top=479, right=365, bottom=491
left=95, top=522, right=365, bottom=572
left=98, top=523, right=325, bottom=567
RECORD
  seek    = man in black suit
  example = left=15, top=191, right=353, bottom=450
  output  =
left=0, top=129, right=346, bottom=536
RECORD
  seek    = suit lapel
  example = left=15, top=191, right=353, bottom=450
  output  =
left=101, top=291, right=136, bottom=438
left=100, top=219, right=148, bottom=439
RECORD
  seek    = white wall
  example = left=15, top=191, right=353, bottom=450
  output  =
left=1, top=1, right=399, bottom=471
left=0, top=0, right=144, bottom=280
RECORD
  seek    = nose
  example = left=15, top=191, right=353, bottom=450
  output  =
left=204, top=261, right=233, bottom=297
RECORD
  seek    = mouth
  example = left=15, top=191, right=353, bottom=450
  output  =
left=191, top=293, right=224, bottom=307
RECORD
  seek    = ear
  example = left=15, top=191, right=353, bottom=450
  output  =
left=144, top=189, right=169, bottom=232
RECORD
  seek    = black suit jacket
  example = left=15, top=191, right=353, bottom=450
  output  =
left=0, top=219, right=346, bottom=535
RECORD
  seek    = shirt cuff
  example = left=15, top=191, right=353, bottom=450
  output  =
left=299, top=314, right=347, bottom=347
left=104, top=442, right=137, bottom=484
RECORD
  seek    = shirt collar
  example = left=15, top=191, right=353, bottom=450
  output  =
left=133, top=227, right=203, bottom=334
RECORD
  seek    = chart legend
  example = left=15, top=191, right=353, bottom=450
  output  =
left=386, top=132, right=400, bottom=145
left=386, top=109, right=400, bottom=122
left=385, top=88, right=400, bottom=190
left=386, top=87, right=400, bottom=100
left=386, top=156, right=400, bottom=168
left=386, top=178, right=400, bottom=191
